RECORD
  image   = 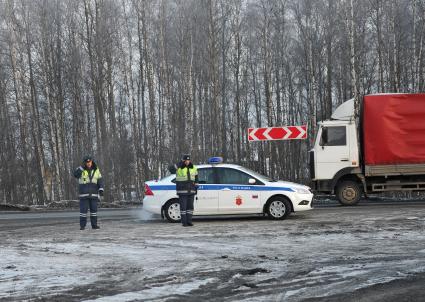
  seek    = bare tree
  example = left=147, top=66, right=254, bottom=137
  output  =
left=1, top=0, right=424, bottom=204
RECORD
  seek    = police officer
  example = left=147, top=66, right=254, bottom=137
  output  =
left=73, top=155, right=104, bottom=230
left=175, top=154, right=198, bottom=227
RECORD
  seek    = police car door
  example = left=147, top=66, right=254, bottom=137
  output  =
left=217, top=167, right=261, bottom=213
left=195, top=167, right=219, bottom=215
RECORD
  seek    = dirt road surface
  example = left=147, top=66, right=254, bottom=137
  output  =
left=1, top=201, right=425, bottom=301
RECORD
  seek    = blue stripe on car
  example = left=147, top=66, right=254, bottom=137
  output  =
left=148, top=184, right=294, bottom=192
left=149, top=185, right=176, bottom=190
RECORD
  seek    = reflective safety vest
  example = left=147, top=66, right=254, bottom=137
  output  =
left=175, top=166, right=198, bottom=195
left=77, top=168, right=103, bottom=198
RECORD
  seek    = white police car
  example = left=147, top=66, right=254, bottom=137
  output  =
left=143, top=158, right=313, bottom=222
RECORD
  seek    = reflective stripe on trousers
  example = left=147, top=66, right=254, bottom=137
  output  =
left=79, top=194, right=99, bottom=198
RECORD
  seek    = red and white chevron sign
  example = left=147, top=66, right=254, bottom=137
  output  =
left=248, top=125, right=307, bottom=141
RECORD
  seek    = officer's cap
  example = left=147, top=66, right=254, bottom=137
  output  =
left=182, top=154, right=191, bottom=161
left=83, top=155, right=94, bottom=162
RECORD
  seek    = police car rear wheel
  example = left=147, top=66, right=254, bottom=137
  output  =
left=266, top=198, right=291, bottom=220
left=164, top=200, right=181, bottom=223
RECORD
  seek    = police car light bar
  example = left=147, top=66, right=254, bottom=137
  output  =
left=208, top=157, right=223, bottom=164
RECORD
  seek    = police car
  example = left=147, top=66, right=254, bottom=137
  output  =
left=143, top=158, right=313, bottom=222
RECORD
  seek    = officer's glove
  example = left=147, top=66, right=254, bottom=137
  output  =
left=73, top=166, right=84, bottom=178
left=99, top=190, right=104, bottom=197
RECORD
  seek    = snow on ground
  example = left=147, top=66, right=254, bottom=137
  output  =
left=1, top=203, right=425, bottom=301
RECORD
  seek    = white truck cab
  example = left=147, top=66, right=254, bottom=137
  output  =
left=313, top=120, right=359, bottom=180
left=310, top=99, right=364, bottom=204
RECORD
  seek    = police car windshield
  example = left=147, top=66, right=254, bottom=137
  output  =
left=238, top=167, right=274, bottom=182
left=160, top=174, right=176, bottom=182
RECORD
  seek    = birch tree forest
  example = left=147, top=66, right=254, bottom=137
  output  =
left=1, top=0, right=424, bottom=204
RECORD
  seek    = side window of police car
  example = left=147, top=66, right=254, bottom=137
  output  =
left=197, top=168, right=215, bottom=184
left=217, top=168, right=257, bottom=185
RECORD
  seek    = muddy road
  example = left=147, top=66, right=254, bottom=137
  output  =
left=1, top=201, right=425, bottom=301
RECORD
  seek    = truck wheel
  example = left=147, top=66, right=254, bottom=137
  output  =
left=336, top=180, right=361, bottom=206
left=164, top=199, right=181, bottom=223
left=266, top=197, right=291, bottom=220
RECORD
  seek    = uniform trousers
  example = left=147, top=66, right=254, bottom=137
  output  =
left=79, top=198, right=98, bottom=228
left=179, top=194, right=194, bottom=225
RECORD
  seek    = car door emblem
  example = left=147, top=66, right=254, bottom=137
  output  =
left=235, top=195, right=243, bottom=206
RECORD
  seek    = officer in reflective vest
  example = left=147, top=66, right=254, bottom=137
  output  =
left=175, top=154, right=198, bottom=227
left=73, top=155, right=104, bottom=230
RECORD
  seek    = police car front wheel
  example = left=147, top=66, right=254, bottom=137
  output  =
left=266, top=197, right=291, bottom=220
left=164, top=199, right=181, bottom=223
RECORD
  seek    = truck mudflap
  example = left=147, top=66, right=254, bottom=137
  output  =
left=312, top=179, right=333, bottom=193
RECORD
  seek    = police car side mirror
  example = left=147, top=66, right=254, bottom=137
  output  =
left=248, top=178, right=256, bottom=184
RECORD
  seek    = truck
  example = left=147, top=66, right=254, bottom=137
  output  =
left=310, top=93, right=425, bottom=205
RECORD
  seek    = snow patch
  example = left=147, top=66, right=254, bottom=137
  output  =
left=406, top=216, right=419, bottom=220
left=82, top=278, right=216, bottom=302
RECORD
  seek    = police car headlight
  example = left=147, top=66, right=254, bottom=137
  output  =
left=293, top=187, right=311, bottom=194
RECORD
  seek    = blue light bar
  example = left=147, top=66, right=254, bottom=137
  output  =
left=208, top=157, right=223, bottom=164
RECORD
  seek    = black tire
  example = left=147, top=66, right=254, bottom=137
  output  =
left=265, top=197, right=291, bottom=220
left=336, top=180, right=362, bottom=206
left=163, top=199, right=181, bottom=223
